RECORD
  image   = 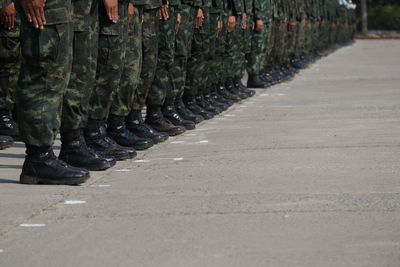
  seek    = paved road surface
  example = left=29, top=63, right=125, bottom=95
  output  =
left=1, top=40, right=400, bottom=267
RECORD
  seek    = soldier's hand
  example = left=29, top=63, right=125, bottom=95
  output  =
left=0, top=3, right=16, bottom=30
left=195, top=8, right=204, bottom=28
left=216, top=20, right=223, bottom=37
left=128, top=3, right=134, bottom=22
left=241, top=13, right=247, bottom=30
left=175, top=13, right=181, bottom=33
left=227, top=15, right=236, bottom=32
left=103, top=0, right=118, bottom=23
left=160, top=3, right=169, bottom=20
left=21, top=0, right=46, bottom=29
left=254, top=19, right=264, bottom=32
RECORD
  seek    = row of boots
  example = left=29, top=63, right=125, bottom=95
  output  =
left=19, top=78, right=255, bottom=185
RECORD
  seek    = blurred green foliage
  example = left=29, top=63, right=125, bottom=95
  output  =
left=353, top=0, right=400, bottom=30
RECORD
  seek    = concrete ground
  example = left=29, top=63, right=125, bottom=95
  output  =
left=1, top=40, right=400, bottom=267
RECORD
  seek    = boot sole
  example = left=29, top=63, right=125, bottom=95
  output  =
left=20, top=174, right=89, bottom=185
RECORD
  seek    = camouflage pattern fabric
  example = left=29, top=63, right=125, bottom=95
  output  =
left=88, top=1, right=129, bottom=121
left=110, top=6, right=143, bottom=117
left=0, top=13, right=19, bottom=112
left=147, top=5, right=178, bottom=106
left=131, top=7, right=160, bottom=110
left=16, top=0, right=74, bottom=146
left=60, top=0, right=99, bottom=133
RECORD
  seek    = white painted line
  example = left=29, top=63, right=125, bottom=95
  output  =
left=115, top=169, right=131, bottom=172
left=260, top=93, right=269, bottom=96
left=134, top=159, right=151, bottom=163
left=20, top=224, right=46, bottom=227
left=91, top=184, right=111, bottom=188
left=277, top=93, right=286, bottom=96
left=224, top=114, right=235, bottom=117
left=0, top=249, right=4, bottom=253
left=184, top=133, right=197, bottom=136
left=171, top=141, right=185, bottom=144
left=198, top=140, right=209, bottom=144
left=173, top=158, right=184, bottom=161
left=64, top=200, right=86, bottom=205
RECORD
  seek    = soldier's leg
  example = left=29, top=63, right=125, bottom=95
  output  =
left=17, top=0, right=89, bottom=185
left=86, top=1, right=136, bottom=161
left=107, top=6, right=155, bottom=150
left=145, top=6, right=186, bottom=136
left=0, top=13, right=19, bottom=140
left=247, top=19, right=270, bottom=88
left=59, top=0, right=115, bottom=171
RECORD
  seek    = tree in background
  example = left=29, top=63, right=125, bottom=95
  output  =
left=353, top=0, right=400, bottom=30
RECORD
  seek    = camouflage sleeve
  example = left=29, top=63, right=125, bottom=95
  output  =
left=229, top=0, right=243, bottom=15
left=254, top=0, right=271, bottom=22
left=0, top=0, right=13, bottom=8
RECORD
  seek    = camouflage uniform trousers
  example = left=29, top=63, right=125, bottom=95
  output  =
left=147, top=5, right=178, bottom=106
left=0, top=16, right=20, bottom=113
left=184, top=6, right=211, bottom=98
left=223, top=17, right=241, bottom=80
left=110, top=7, right=142, bottom=116
left=214, top=11, right=228, bottom=84
left=263, top=20, right=276, bottom=70
left=246, top=18, right=270, bottom=75
left=16, top=0, right=73, bottom=146
left=88, top=1, right=129, bottom=121
left=131, top=8, right=159, bottom=111
left=60, top=0, right=99, bottom=133
left=294, top=20, right=306, bottom=58
left=170, top=4, right=196, bottom=100
left=272, top=19, right=288, bottom=66
left=205, top=11, right=221, bottom=88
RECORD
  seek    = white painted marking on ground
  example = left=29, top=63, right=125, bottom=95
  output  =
left=260, top=93, right=269, bottom=96
left=134, top=159, right=151, bottom=163
left=170, top=141, right=185, bottom=144
left=198, top=140, right=209, bottom=144
left=196, top=128, right=215, bottom=131
left=277, top=93, right=286, bottom=96
left=115, top=169, right=131, bottom=172
left=91, top=184, right=111, bottom=188
left=173, top=158, right=184, bottom=161
left=20, top=224, right=46, bottom=227
left=64, top=200, right=86, bottom=205
left=0, top=249, right=4, bottom=253
left=224, top=114, right=235, bottom=117
left=184, top=133, right=197, bottom=136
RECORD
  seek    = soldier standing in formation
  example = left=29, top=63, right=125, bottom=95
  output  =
left=0, top=0, right=357, bottom=184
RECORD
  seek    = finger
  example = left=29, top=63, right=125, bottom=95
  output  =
left=113, top=6, right=119, bottom=23
left=23, top=7, right=33, bottom=23
left=107, top=7, right=113, bottom=21
left=10, top=14, right=15, bottom=29
left=33, top=7, right=44, bottom=29
left=28, top=7, right=39, bottom=28
left=39, top=7, right=46, bottom=25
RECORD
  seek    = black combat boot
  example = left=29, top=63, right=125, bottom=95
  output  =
left=107, top=115, right=154, bottom=150
left=226, top=79, right=248, bottom=99
left=195, top=94, right=222, bottom=115
left=85, top=119, right=136, bottom=161
left=163, top=98, right=196, bottom=130
left=126, top=109, right=168, bottom=144
left=145, top=105, right=186, bottom=136
left=217, top=82, right=241, bottom=102
left=59, top=130, right=115, bottom=171
left=20, top=146, right=90, bottom=185
left=234, top=77, right=256, bottom=97
left=205, top=86, right=229, bottom=111
left=175, top=97, right=204, bottom=123
left=0, top=110, right=19, bottom=139
left=247, top=74, right=269, bottom=89
left=210, top=84, right=234, bottom=107
left=183, top=95, right=214, bottom=120
left=0, top=135, right=13, bottom=150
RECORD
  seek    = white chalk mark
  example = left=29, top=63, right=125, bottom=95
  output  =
left=260, top=93, right=269, bottom=96
left=224, top=114, right=235, bottom=117
left=0, top=249, right=3, bottom=253
left=184, top=133, right=197, bottom=136
left=20, top=224, right=46, bottom=227
left=198, top=140, right=209, bottom=144
left=277, top=93, right=286, bottom=96
left=91, top=184, right=111, bottom=188
left=173, top=158, right=184, bottom=161
left=196, top=128, right=215, bottom=131
left=64, top=200, right=86, bottom=205
left=115, top=169, right=131, bottom=172
left=171, top=141, right=185, bottom=144
left=134, top=159, right=151, bottom=163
